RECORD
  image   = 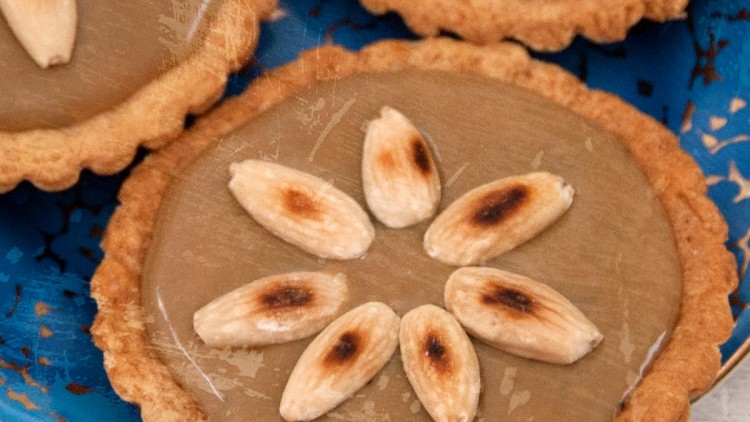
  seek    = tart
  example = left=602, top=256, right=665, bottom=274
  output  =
left=359, top=0, right=688, bottom=51
left=0, top=0, right=277, bottom=193
left=90, top=38, right=737, bottom=421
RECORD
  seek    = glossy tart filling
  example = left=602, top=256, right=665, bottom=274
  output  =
left=141, top=70, right=682, bottom=421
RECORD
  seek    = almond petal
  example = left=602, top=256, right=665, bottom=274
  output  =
left=444, top=267, right=603, bottom=364
left=280, top=302, right=400, bottom=421
left=0, top=0, right=77, bottom=68
left=362, top=106, right=441, bottom=228
left=400, top=304, right=480, bottom=422
left=193, top=272, right=348, bottom=348
left=229, top=160, right=375, bottom=260
left=424, top=172, right=574, bottom=266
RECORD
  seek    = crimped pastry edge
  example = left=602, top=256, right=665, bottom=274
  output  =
left=90, top=38, right=736, bottom=421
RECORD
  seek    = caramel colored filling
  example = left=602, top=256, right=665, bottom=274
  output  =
left=0, top=0, right=213, bottom=131
left=142, top=71, right=682, bottom=421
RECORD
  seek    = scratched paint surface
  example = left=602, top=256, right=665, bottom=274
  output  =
left=1, top=0, right=748, bottom=420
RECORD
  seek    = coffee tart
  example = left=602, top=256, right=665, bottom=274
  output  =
left=90, top=38, right=737, bottom=421
left=0, top=0, right=277, bottom=193
left=359, top=0, right=688, bottom=51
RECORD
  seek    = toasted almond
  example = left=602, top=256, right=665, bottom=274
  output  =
left=362, top=106, right=441, bottom=228
left=424, top=172, right=574, bottom=266
left=400, top=304, right=480, bottom=422
left=445, top=267, right=603, bottom=364
left=280, top=302, right=400, bottom=421
left=0, top=0, right=77, bottom=68
left=193, top=272, right=348, bottom=348
left=229, top=160, right=375, bottom=260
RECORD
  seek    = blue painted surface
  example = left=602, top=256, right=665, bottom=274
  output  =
left=1, top=0, right=749, bottom=420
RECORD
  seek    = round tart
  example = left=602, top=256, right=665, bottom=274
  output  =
left=0, top=0, right=277, bottom=193
left=359, top=0, right=688, bottom=51
left=90, top=38, right=736, bottom=421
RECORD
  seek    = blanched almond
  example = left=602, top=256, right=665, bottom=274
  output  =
left=229, top=160, right=375, bottom=260
left=362, top=106, right=441, bottom=228
left=279, top=302, right=400, bottom=421
left=400, top=304, right=480, bottom=422
left=445, top=267, right=603, bottom=364
left=193, top=272, right=348, bottom=348
left=0, top=0, right=77, bottom=68
left=424, top=172, right=574, bottom=266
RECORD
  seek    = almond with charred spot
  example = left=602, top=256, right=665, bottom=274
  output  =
left=229, top=160, right=375, bottom=260
left=445, top=267, right=603, bottom=364
left=400, top=304, right=480, bottom=422
left=424, top=172, right=574, bottom=266
left=193, top=272, right=348, bottom=348
left=0, top=0, right=77, bottom=68
left=362, top=106, right=441, bottom=228
left=280, top=302, right=400, bottom=421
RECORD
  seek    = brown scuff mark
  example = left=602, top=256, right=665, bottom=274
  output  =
left=710, top=8, right=750, bottom=21
left=282, top=189, right=321, bottom=219
left=50, top=412, right=68, bottom=422
left=324, top=18, right=377, bottom=44
left=66, top=382, right=93, bottom=395
left=81, top=324, right=91, bottom=335
left=78, top=247, right=98, bottom=263
left=63, top=289, right=77, bottom=299
left=88, top=224, right=105, bottom=238
left=21, top=346, right=31, bottom=358
left=689, top=30, right=728, bottom=88
left=7, top=389, right=39, bottom=410
left=34, top=301, right=52, bottom=317
left=325, top=332, right=360, bottom=365
left=0, top=376, right=5, bottom=385
left=5, top=284, right=22, bottom=318
left=39, top=325, right=53, bottom=338
left=261, top=286, right=313, bottom=310
left=38, top=357, right=51, bottom=366
left=483, top=286, right=535, bottom=314
left=680, top=101, right=696, bottom=133
left=0, top=358, right=49, bottom=392
left=470, top=186, right=529, bottom=227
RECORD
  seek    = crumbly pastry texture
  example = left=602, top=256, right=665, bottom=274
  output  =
left=360, top=0, right=688, bottom=51
left=0, top=0, right=278, bottom=193
left=90, top=38, right=737, bottom=421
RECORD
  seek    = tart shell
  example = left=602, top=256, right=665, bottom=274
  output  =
left=90, top=38, right=736, bottom=421
left=359, top=0, right=688, bottom=51
left=0, top=0, right=278, bottom=193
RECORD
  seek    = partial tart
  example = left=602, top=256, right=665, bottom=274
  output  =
left=359, top=0, right=688, bottom=51
left=0, top=0, right=277, bottom=193
left=91, top=38, right=736, bottom=421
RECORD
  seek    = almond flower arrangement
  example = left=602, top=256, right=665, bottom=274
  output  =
left=192, top=107, right=603, bottom=421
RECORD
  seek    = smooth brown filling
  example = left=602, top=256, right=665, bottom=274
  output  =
left=142, top=71, right=682, bottom=421
left=0, top=0, right=212, bottom=131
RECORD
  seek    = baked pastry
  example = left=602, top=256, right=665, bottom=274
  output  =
left=359, top=0, right=688, bottom=51
left=90, top=38, right=736, bottom=421
left=0, top=0, right=277, bottom=193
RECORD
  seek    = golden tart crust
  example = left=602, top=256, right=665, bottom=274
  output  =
left=359, top=0, right=688, bottom=51
left=0, top=0, right=277, bottom=193
left=90, top=38, right=736, bottom=421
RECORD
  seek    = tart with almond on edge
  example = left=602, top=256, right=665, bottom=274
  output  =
left=0, top=0, right=277, bottom=193
left=90, top=38, right=737, bottom=421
